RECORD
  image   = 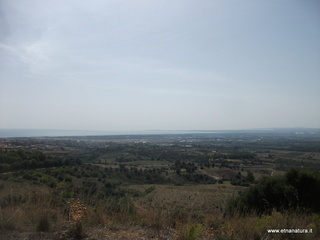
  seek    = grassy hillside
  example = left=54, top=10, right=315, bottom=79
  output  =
left=1, top=166, right=319, bottom=239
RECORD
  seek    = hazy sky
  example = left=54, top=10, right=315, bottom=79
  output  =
left=1, top=0, right=320, bottom=131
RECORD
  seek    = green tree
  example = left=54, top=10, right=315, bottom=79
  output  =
left=246, top=171, right=255, bottom=183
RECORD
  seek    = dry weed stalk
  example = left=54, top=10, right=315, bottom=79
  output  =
left=67, top=198, right=87, bottom=224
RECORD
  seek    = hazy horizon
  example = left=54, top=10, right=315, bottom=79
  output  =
left=1, top=127, right=319, bottom=138
left=1, top=0, right=320, bottom=131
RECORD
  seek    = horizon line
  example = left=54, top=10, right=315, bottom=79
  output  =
left=0, top=127, right=319, bottom=138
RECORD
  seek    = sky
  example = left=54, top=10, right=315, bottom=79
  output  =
left=0, top=0, right=320, bottom=132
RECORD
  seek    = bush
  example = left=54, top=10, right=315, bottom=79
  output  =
left=227, top=168, right=320, bottom=215
left=179, top=224, right=203, bottom=240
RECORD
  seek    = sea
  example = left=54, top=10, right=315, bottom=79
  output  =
left=0, top=129, right=215, bottom=138
left=1, top=128, right=317, bottom=138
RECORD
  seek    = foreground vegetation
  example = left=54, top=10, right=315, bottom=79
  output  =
left=0, top=130, right=320, bottom=239
left=227, top=168, right=320, bottom=216
left=1, top=177, right=319, bottom=239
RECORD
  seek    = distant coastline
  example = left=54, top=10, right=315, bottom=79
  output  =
left=0, top=129, right=218, bottom=138
left=0, top=128, right=319, bottom=138
left=0, top=129, right=131, bottom=138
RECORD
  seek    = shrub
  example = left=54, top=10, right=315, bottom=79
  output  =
left=226, top=168, right=320, bottom=215
left=179, top=224, right=203, bottom=240
left=118, top=195, right=135, bottom=215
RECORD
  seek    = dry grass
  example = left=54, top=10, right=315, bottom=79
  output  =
left=125, top=183, right=242, bottom=215
left=0, top=180, right=62, bottom=231
left=1, top=180, right=319, bottom=240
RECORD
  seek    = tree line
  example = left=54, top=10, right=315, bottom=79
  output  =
left=0, top=149, right=81, bottom=173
